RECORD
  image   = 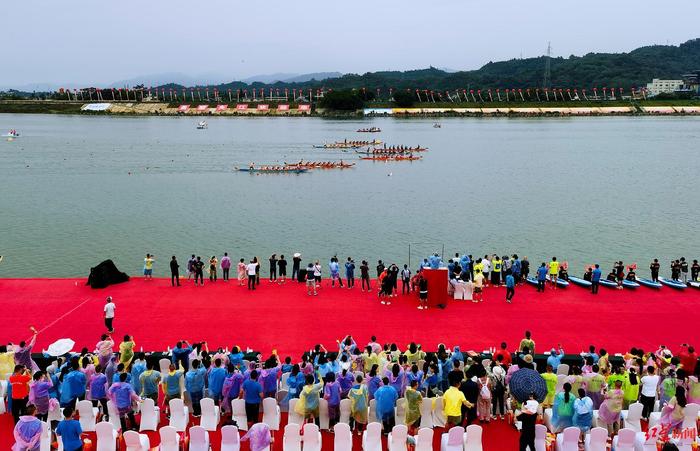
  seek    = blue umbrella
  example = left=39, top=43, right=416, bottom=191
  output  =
left=509, top=368, right=547, bottom=402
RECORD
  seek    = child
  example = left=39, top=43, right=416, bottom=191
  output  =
left=55, top=406, right=83, bottom=451
left=478, top=374, right=492, bottom=423
left=104, top=296, right=115, bottom=333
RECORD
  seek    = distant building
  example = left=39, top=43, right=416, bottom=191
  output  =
left=681, top=70, right=700, bottom=95
left=646, top=79, right=683, bottom=97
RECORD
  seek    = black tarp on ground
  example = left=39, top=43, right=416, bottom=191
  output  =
left=87, top=259, right=129, bottom=289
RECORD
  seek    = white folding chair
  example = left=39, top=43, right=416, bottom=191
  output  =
left=414, top=428, right=434, bottom=451
left=339, top=398, right=352, bottom=424
left=542, top=408, right=554, bottom=432
left=362, top=422, right=382, bottom=451
left=368, top=399, right=377, bottom=423
left=123, top=430, right=150, bottom=451
left=158, top=425, right=181, bottom=451
left=200, top=397, right=221, bottom=431
left=280, top=373, right=290, bottom=390
left=47, top=402, right=63, bottom=423
left=189, top=425, right=210, bottom=451
left=106, top=400, right=122, bottom=432
left=465, top=424, right=483, bottom=451
left=283, top=423, right=302, bottom=451
left=39, top=421, right=52, bottom=451
left=138, top=397, right=160, bottom=431
left=440, top=425, right=465, bottom=451
left=611, top=427, right=635, bottom=451
left=432, top=396, right=447, bottom=428
left=555, top=375, right=567, bottom=393
left=277, top=389, right=288, bottom=409
left=318, top=398, right=330, bottom=430
left=419, top=397, right=434, bottom=429
left=302, top=423, right=322, bottom=451
left=583, top=427, right=607, bottom=451
left=231, top=399, right=249, bottom=431
left=95, top=421, right=118, bottom=451
left=682, top=402, right=700, bottom=435
left=395, top=397, right=406, bottom=426
left=634, top=424, right=660, bottom=451
left=77, top=399, right=99, bottom=432
left=556, top=364, right=570, bottom=376
left=168, top=398, right=189, bottom=432
left=388, top=424, right=408, bottom=451
left=555, top=426, right=580, bottom=451
left=334, top=423, right=353, bottom=451
left=620, top=402, right=643, bottom=432
left=262, top=397, right=281, bottom=431
left=220, top=425, right=241, bottom=451
left=0, top=380, right=6, bottom=414
left=159, top=358, right=171, bottom=374
left=534, top=424, right=547, bottom=451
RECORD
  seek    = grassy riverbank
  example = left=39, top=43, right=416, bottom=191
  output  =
left=2, top=99, right=700, bottom=116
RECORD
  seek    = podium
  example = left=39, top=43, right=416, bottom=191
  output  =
left=422, top=268, right=449, bottom=308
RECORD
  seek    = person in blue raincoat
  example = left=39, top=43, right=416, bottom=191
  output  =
left=374, top=377, right=398, bottom=430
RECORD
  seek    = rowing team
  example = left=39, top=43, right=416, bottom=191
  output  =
left=357, top=127, right=381, bottom=132
left=288, top=160, right=355, bottom=169
left=361, top=148, right=426, bottom=155
left=373, top=145, right=427, bottom=152
left=336, top=140, right=382, bottom=146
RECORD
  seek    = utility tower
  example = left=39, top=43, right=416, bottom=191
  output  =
left=543, top=41, right=552, bottom=90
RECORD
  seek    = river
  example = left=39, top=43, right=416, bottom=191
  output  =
left=1, top=113, right=698, bottom=278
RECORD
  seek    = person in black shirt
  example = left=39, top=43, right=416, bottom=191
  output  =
left=292, top=254, right=302, bottom=281
left=517, top=393, right=538, bottom=451
left=680, top=257, right=689, bottom=283
left=170, top=256, right=180, bottom=287
left=268, top=254, right=277, bottom=282
left=388, top=264, right=399, bottom=296
left=376, top=260, right=385, bottom=278
left=521, top=257, right=530, bottom=284
left=278, top=255, right=287, bottom=283
left=360, top=260, right=371, bottom=291
left=650, top=259, right=660, bottom=282
left=194, top=256, right=204, bottom=286
left=460, top=367, right=479, bottom=425
left=692, top=259, right=700, bottom=282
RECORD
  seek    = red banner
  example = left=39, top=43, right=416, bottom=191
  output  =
left=298, top=104, right=311, bottom=112
left=236, top=104, right=249, bottom=110
left=257, top=104, right=270, bottom=111
left=177, top=105, right=190, bottom=112
left=215, top=104, right=228, bottom=112
left=277, top=104, right=290, bottom=111
left=196, top=105, right=209, bottom=111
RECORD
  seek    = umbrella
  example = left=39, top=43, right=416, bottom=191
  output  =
left=45, top=338, right=75, bottom=357
left=508, top=368, right=547, bottom=402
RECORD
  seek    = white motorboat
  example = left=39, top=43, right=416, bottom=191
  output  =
left=196, top=121, right=208, bottom=129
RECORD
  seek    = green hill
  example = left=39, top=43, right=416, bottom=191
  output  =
left=181, top=38, right=700, bottom=92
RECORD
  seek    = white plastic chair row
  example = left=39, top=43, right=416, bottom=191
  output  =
left=440, top=424, right=483, bottom=451
left=0, top=380, right=7, bottom=414
left=282, top=422, right=322, bottom=451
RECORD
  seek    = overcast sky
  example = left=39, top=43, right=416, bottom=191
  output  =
left=2, top=0, right=699, bottom=88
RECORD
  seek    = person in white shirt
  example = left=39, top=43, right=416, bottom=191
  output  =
left=639, top=366, right=660, bottom=420
left=104, top=296, right=115, bottom=332
left=246, top=260, right=257, bottom=290
left=482, top=255, right=491, bottom=285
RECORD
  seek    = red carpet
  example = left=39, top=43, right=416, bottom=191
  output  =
left=0, top=277, right=698, bottom=356
left=0, top=406, right=519, bottom=451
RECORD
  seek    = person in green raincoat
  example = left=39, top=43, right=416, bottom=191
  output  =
left=404, top=379, right=423, bottom=435
left=348, top=374, right=368, bottom=435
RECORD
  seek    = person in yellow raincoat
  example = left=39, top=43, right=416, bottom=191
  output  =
left=541, top=365, right=557, bottom=407
left=119, top=335, right=135, bottom=368
left=348, top=374, right=368, bottom=435
left=295, top=374, right=324, bottom=423
left=404, top=379, right=423, bottom=435
left=622, top=368, right=640, bottom=409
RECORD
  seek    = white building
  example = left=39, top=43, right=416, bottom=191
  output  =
left=646, top=79, right=683, bottom=96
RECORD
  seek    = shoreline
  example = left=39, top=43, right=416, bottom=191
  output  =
left=2, top=100, right=700, bottom=117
